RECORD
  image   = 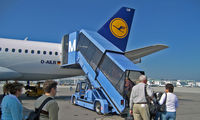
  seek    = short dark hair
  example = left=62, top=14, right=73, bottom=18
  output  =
left=9, top=82, right=24, bottom=95
left=165, top=83, right=174, bottom=93
left=43, top=80, right=57, bottom=93
left=3, top=83, right=13, bottom=93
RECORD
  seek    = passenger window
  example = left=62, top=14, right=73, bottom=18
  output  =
left=43, top=51, right=46, bottom=55
left=18, top=49, right=22, bottom=53
left=5, top=48, right=9, bottom=52
left=12, top=49, right=15, bottom=52
left=55, top=52, right=58, bottom=56
left=37, top=50, right=40, bottom=54
left=49, top=51, right=52, bottom=55
left=25, top=49, right=28, bottom=53
left=31, top=50, right=34, bottom=54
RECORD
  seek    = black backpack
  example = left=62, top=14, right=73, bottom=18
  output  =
left=26, top=97, right=53, bottom=120
left=144, top=85, right=158, bottom=117
left=0, top=94, right=7, bottom=118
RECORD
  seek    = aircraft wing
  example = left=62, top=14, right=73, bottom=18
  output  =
left=125, top=44, right=168, bottom=62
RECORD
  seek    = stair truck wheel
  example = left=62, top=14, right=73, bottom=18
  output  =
left=95, top=102, right=102, bottom=115
left=72, top=96, right=76, bottom=105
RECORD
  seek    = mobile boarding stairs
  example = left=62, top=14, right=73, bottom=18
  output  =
left=60, top=7, right=168, bottom=115
left=60, top=30, right=144, bottom=115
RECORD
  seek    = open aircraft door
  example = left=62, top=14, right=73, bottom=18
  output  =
left=61, top=32, right=79, bottom=67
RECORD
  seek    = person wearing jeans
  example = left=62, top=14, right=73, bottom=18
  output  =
left=159, top=84, right=178, bottom=120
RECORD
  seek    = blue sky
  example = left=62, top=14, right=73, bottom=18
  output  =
left=0, top=0, right=199, bottom=80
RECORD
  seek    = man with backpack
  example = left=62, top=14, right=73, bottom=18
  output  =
left=30, top=80, right=59, bottom=120
left=129, top=75, right=153, bottom=120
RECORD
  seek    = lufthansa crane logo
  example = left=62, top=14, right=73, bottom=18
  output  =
left=109, top=18, right=128, bottom=39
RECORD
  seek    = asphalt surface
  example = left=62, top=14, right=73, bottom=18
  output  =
left=1, top=86, right=200, bottom=120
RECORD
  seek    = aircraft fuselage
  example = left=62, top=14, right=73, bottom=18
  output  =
left=0, top=38, right=84, bottom=81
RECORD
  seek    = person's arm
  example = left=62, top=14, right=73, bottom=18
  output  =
left=175, top=96, right=179, bottom=108
left=129, top=87, right=135, bottom=114
left=48, top=101, right=59, bottom=120
left=159, top=93, right=166, bottom=105
left=129, top=87, right=134, bottom=109
left=147, top=85, right=154, bottom=98
left=10, top=100, right=23, bottom=120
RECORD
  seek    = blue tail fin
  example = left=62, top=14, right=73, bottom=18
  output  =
left=98, top=7, right=135, bottom=52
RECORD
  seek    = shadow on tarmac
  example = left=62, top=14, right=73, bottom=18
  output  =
left=19, top=94, right=72, bottom=101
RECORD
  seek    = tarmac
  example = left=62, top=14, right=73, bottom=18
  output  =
left=1, top=86, right=200, bottom=120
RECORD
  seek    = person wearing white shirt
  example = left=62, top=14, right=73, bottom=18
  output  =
left=129, top=75, right=153, bottom=120
left=159, top=84, right=178, bottom=120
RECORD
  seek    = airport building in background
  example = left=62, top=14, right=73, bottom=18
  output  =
left=148, top=79, right=200, bottom=87
left=0, top=76, right=199, bottom=88
left=55, top=76, right=200, bottom=88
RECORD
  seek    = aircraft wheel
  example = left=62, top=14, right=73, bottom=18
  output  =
left=95, top=102, right=101, bottom=115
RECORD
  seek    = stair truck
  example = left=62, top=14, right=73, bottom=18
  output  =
left=60, top=7, right=168, bottom=115
left=61, top=29, right=144, bottom=115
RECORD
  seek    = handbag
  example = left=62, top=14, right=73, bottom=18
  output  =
left=26, top=97, right=53, bottom=120
left=158, top=93, right=167, bottom=112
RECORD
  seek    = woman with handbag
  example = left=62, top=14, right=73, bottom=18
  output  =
left=158, top=84, right=179, bottom=120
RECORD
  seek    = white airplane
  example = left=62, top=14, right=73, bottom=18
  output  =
left=0, top=37, right=167, bottom=81
left=0, top=7, right=168, bottom=82
left=0, top=38, right=84, bottom=81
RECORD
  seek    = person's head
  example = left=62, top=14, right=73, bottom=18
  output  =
left=165, top=83, right=174, bottom=93
left=43, top=80, right=58, bottom=97
left=3, top=83, right=12, bottom=94
left=9, top=82, right=24, bottom=97
left=139, top=75, right=147, bottom=84
left=125, top=77, right=130, bottom=82
left=125, top=77, right=129, bottom=80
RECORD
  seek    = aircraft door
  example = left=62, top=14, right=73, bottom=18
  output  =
left=61, top=32, right=79, bottom=65
left=61, top=34, right=69, bottom=65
